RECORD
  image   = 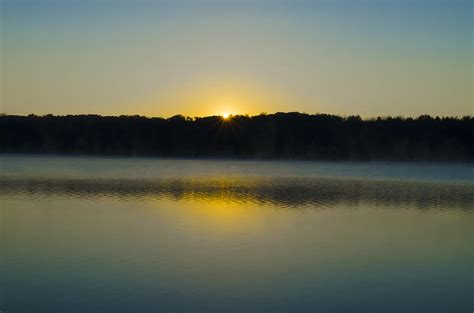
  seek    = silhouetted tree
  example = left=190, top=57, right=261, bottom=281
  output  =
left=0, top=113, right=472, bottom=161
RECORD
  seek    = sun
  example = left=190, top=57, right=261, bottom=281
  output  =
left=222, top=112, right=230, bottom=119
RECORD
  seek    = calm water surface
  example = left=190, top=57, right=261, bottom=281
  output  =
left=1, top=156, right=473, bottom=313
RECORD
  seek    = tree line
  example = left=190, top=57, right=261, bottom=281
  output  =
left=0, top=113, right=472, bottom=161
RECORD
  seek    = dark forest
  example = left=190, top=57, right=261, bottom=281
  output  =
left=1, top=113, right=472, bottom=161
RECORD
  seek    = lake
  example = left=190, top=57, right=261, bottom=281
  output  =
left=0, top=156, right=473, bottom=313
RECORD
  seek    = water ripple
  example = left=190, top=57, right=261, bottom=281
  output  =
left=0, top=176, right=472, bottom=212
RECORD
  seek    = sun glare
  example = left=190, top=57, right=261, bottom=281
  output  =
left=222, top=112, right=230, bottom=119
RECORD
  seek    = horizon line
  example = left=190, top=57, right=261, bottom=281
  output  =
left=1, top=112, right=473, bottom=120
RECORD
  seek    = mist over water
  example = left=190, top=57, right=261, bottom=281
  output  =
left=1, top=156, right=473, bottom=313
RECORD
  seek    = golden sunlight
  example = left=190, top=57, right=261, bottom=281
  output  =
left=222, top=112, right=230, bottom=119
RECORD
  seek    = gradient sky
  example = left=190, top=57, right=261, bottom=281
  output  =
left=1, top=0, right=472, bottom=117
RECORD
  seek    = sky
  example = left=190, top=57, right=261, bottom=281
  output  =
left=1, top=0, right=472, bottom=118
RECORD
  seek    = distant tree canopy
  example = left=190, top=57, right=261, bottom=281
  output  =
left=1, top=113, right=472, bottom=161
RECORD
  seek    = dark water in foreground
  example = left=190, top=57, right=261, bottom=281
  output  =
left=0, top=156, right=473, bottom=313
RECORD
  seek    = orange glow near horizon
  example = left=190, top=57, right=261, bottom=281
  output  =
left=135, top=78, right=291, bottom=118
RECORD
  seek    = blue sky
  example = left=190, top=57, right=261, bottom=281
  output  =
left=1, top=0, right=472, bottom=117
